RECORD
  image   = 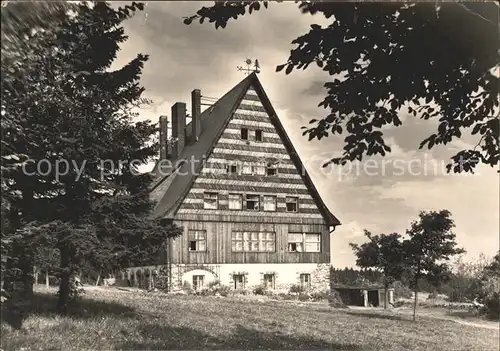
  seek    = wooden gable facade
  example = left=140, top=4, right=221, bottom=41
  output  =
left=151, top=73, right=340, bottom=267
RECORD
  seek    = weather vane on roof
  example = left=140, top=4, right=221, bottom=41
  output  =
left=237, top=58, right=261, bottom=75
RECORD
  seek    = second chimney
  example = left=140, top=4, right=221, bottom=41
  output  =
left=171, top=102, right=186, bottom=159
left=159, top=115, right=169, bottom=160
left=191, top=89, right=201, bottom=142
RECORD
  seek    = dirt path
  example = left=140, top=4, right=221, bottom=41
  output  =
left=433, top=316, right=498, bottom=330
left=392, top=308, right=498, bottom=330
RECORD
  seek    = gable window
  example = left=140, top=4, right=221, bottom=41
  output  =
left=228, top=193, right=243, bottom=210
left=263, top=195, right=276, bottom=212
left=266, top=162, right=278, bottom=176
left=233, top=274, right=245, bottom=289
left=188, top=230, right=206, bottom=252
left=263, top=273, right=275, bottom=289
left=203, top=192, right=218, bottom=210
left=300, top=273, right=311, bottom=289
left=193, top=275, right=204, bottom=291
left=255, top=129, right=263, bottom=142
left=286, top=196, right=298, bottom=212
left=232, top=232, right=276, bottom=252
left=242, top=163, right=252, bottom=175
left=288, top=233, right=321, bottom=253
left=253, top=165, right=266, bottom=176
left=226, top=164, right=238, bottom=175
left=241, top=128, right=248, bottom=140
left=245, top=194, right=260, bottom=211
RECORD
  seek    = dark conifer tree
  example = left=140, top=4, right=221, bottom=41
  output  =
left=1, top=2, right=182, bottom=312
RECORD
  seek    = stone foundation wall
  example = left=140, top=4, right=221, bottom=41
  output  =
left=123, top=263, right=331, bottom=292
left=309, top=263, right=331, bottom=291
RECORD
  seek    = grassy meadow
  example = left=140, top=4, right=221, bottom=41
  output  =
left=1, top=287, right=498, bottom=350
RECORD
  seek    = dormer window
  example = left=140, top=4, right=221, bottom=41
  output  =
left=241, top=128, right=248, bottom=140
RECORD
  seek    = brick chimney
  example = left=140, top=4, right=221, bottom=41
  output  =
left=159, top=115, right=169, bottom=160
left=191, top=89, right=201, bottom=142
left=171, top=102, right=186, bottom=159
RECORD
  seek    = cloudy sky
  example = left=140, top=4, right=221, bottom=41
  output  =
left=112, top=2, right=499, bottom=268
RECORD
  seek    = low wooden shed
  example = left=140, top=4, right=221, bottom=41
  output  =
left=333, top=286, right=395, bottom=307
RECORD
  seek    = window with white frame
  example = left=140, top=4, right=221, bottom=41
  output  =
left=263, top=273, right=275, bottom=289
left=300, top=273, right=311, bottom=289
left=193, top=275, right=204, bottom=290
left=188, top=230, right=206, bottom=252
left=287, top=233, right=303, bottom=252
left=245, top=194, right=260, bottom=211
left=262, top=232, right=276, bottom=252
left=233, top=274, right=245, bottom=289
left=203, top=192, right=218, bottom=209
left=231, top=232, right=276, bottom=252
left=263, top=195, right=276, bottom=212
left=305, top=233, right=321, bottom=252
left=228, top=193, right=243, bottom=210
left=253, top=164, right=266, bottom=176
left=241, top=163, right=252, bottom=175
left=255, top=129, right=263, bottom=142
left=286, top=196, right=298, bottom=212
left=266, top=161, right=278, bottom=176
left=288, top=233, right=321, bottom=253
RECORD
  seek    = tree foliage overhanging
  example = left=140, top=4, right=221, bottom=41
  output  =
left=185, top=2, right=499, bottom=173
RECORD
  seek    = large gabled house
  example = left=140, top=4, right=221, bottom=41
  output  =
left=124, top=72, right=341, bottom=292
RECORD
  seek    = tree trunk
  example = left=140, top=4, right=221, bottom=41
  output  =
left=95, top=272, right=101, bottom=286
left=3, top=206, right=34, bottom=298
left=57, top=248, right=71, bottom=314
left=19, top=249, right=34, bottom=299
left=413, top=289, right=418, bottom=321
left=383, top=282, right=388, bottom=309
left=45, top=269, right=49, bottom=287
left=20, top=189, right=35, bottom=297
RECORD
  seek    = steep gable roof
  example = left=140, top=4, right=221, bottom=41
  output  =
left=150, top=73, right=341, bottom=227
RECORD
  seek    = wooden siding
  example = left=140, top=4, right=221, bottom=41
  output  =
left=175, top=213, right=325, bottom=225
left=169, top=220, right=330, bottom=264
left=184, top=192, right=318, bottom=204
left=177, top=85, right=325, bottom=225
left=172, top=84, right=330, bottom=264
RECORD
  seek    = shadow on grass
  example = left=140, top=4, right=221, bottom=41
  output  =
left=118, top=323, right=362, bottom=350
left=1, top=290, right=137, bottom=330
left=344, top=310, right=410, bottom=322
